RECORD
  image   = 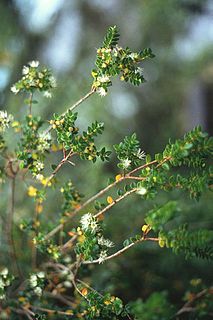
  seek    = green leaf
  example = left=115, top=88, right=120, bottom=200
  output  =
left=103, top=25, right=120, bottom=48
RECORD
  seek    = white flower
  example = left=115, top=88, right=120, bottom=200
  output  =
left=80, top=213, right=93, bottom=231
left=29, top=274, right=37, bottom=288
left=98, top=250, right=108, bottom=264
left=80, top=213, right=99, bottom=233
left=10, top=85, right=19, bottom=94
left=43, top=91, right=52, bottom=98
left=129, top=53, right=138, bottom=60
left=135, top=148, right=146, bottom=160
left=97, top=75, right=110, bottom=83
left=97, top=87, right=107, bottom=97
left=34, top=286, right=42, bottom=296
left=136, top=187, right=147, bottom=196
left=0, top=293, right=5, bottom=300
left=29, top=60, right=39, bottom=68
left=37, top=132, right=51, bottom=152
left=121, top=158, right=131, bottom=169
left=22, top=66, right=30, bottom=75
left=64, top=281, right=72, bottom=288
left=98, top=236, right=114, bottom=248
left=49, top=76, right=57, bottom=88
left=0, top=111, right=13, bottom=132
left=37, top=272, right=45, bottom=279
left=0, top=268, right=8, bottom=277
left=90, top=220, right=100, bottom=233
left=35, top=174, right=44, bottom=181
left=137, top=67, right=143, bottom=75
left=34, top=161, right=44, bottom=171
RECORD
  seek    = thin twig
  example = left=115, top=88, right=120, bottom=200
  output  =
left=6, top=177, right=22, bottom=278
left=175, top=287, right=213, bottom=317
left=30, top=305, right=74, bottom=316
left=29, top=92, right=33, bottom=115
left=94, top=188, right=137, bottom=218
left=45, top=157, right=171, bottom=241
left=46, top=149, right=74, bottom=184
left=72, top=279, right=90, bottom=302
left=44, top=88, right=95, bottom=135
left=83, top=237, right=159, bottom=265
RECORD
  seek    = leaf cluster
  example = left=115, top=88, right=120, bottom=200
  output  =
left=52, top=111, right=111, bottom=162
left=91, top=25, right=155, bottom=96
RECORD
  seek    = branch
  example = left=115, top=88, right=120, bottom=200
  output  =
left=46, top=149, right=75, bottom=184
left=44, top=157, right=171, bottom=240
left=94, top=187, right=137, bottom=218
left=175, top=287, right=213, bottom=317
left=44, top=88, right=95, bottom=135
left=83, top=237, right=159, bottom=265
left=6, top=177, right=22, bottom=278
left=30, top=305, right=74, bottom=316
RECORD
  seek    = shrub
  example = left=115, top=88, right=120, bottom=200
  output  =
left=0, top=26, right=212, bottom=319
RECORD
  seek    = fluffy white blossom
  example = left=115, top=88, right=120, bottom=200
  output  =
left=0, top=111, right=13, bottom=132
left=64, top=281, right=72, bottom=288
left=135, top=148, right=146, bottom=160
left=97, top=87, right=107, bottom=97
left=34, top=161, right=44, bottom=171
left=80, top=213, right=93, bottom=231
left=22, top=66, right=30, bottom=75
left=121, top=158, right=131, bottom=169
left=35, top=173, right=44, bottom=181
left=136, top=187, right=147, bottom=196
left=10, top=85, right=19, bottom=94
left=34, top=286, right=42, bottom=296
left=43, top=91, right=52, bottom=98
left=90, top=220, right=100, bottom=233
left=29, top=274, right=37, bottom=288
left=49, top=76, right=57, bottom=88
left=37, top=132, right=51, bottom=152
left=0, top=293, right=5, bottom=300
left=37, top=272, right=45, bottom=279
left=129, top=53, right=138, bottom=60
left=0, top=268, right=8, bottom=277
left=97, top=75, right=110, bottom=83
left=29, top=60, right=39, bottom=68
left=98, top=250, right=108, bottom=264
left=80, top=213, right=99, bottom=233
left=98, top=236, right=114, bottom=248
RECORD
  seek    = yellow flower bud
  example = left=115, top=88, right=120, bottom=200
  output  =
left=28, top=186, right=37, bottom=197
left=107, top=196, right=114, bottom=204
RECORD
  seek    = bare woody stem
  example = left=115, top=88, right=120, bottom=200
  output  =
left=94, top=187, right=138, bottom=218
left=175, top=287, right=213, bottom=317
left=83, top=237, right=159, bottom=265
left=29, top=92, right=33, bottom=115
left=46, top=149, right=74, bottom=184
left=6, top=177, right=22, bottom=278
left=30, top=305, right=74, bottom=316
left=44, top=88, right=95, bottom=135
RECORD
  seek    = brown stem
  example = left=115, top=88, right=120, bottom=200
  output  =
left=46, top=149, right=74, bottom=184
left=94, top=188, right=137, bottom=218
left=6, top=177, right=22, bottom=278
left=44, top=88, right=95, bottom=135
left=45, top=157, right=171, bottom=241
left=30, top=305, right=74, bottom=316
left=175, top=287, right=213, bottom=316
left=83, top=237, right=159, bottom=265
